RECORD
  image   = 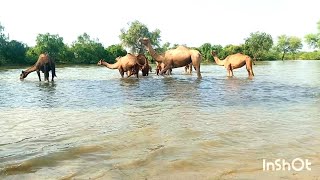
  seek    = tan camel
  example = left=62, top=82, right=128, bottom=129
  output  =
left=140, top=38, right=202, bottom=78
left=211, top=51, right=254, bottom=77
left=97, top=53, right=140, bottom=78
left=20, top=53, right=56, bottom=81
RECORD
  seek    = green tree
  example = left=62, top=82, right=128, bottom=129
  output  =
left=277, top=35, right=303, bottom=60
left=244, top=31, right=273, bottom=60
left=71, top=33, right=107, bottom=64
left=305, top=20, right=320, bottom=49
left=33, top=33, right=66, bottom=62
left=119, top=20, right=161, bottom=53
left=224, top=44, right=243, bottom=55
left=277, top=35, right=290, bottom=60
left=0, top=23, right=8, bottom=65
left=0, top=23, right=28, bottom=65
left=3, top=40, right=27, bottom=64
left=198, top=43, right=214, bottom=62
left=288, top=36, right=303, bottom=59
left=157, top=42, right=171, bottom=54
left=26, top=47, right=39, bottom=64
left=105, top=44, right=127, bottom=63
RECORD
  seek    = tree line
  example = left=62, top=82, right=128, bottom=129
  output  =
left=0, top=20, right=320, bottom=66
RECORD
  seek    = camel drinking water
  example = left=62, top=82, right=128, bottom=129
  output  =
left=20, top=53, right=56, bottom=81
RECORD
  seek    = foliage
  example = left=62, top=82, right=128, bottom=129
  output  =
left=119, top=20, right=161, bottom=53
left=298, top=51, right=320, bottom=60
left=198, top=43, right=212, bottom=62
left=70, top=33, right=107, bottom=64
left=244, top=31, right=273, bottom=60
left=287, top=36, right=303, bottom=59
left=224, top=44, right=243, bottom=55
left=25, top=47, right=39, bottom=64
left=33, top=33, right=67, bottom=63
left=0, top=23, right=8, bottom=65
left=304, top=20, right=320, bottom=49
left=3, top=40, right=27, bottom=64
left=105, top=44, right=127, bottom=63
left=2, top=20, right=320, bottom=66
left=276, top=35, right=303, bottom=60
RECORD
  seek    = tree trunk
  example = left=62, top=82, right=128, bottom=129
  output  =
left=281, top=51, right=286, bottom=61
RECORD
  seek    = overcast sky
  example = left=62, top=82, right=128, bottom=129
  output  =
left=0, top=0, right=319, bottom=49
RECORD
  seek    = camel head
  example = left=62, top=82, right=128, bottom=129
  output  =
left=137, top=54, right=147, bottom=64
left=139, top=38, right=150, bottom=46
left=97, top=59, right=104, bottom=65
left=211, top=51, right=217, bottom=57
left=20, top=70, right=28, bottom=79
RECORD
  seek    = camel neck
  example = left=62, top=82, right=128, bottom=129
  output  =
left=102, top=61, right=118, bottom=69
left=146, top=43, right=164, bottom=63
left=25, top=65, right=38, bottom=73
left=214, top=56, right=225, bottom=66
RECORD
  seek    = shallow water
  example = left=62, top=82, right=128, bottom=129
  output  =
left=0, top=61, right=319, bottom=179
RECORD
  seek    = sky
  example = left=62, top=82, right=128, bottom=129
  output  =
left=0, top=0, right=319, bottom=50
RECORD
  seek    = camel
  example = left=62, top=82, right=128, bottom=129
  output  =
left=136, top=54, right=152, bottom=76
left=140, top=38, right=202, bottom=78
left=97, top=53, right=142, bottom=78
left=20, top=53, right=56, bottom=81
left=211, top=51, right=254, bottom=77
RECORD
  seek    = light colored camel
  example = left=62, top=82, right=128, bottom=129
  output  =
left=97, top=53, right=140, bottom=78
left=20, top=53, right=56, bottom=81
left=211, top=51, right=254, bottom=77
left=140, top=38, right=202, bottom=78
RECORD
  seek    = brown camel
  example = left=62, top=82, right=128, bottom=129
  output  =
left=140, top=38, right=202, bottom=78
left=20, top=53, right=56, bottom=81
left=211, top=51, right=254, bottom=77
left=136, top=54, right=152, bottom=76
left=97, top=53, right=141, bottom=78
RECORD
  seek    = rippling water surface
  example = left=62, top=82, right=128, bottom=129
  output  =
left=0, top=61, right=319, bottom=179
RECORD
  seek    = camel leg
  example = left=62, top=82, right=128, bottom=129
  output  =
left=159, top=64, right=172, bottom=76
left=51, top=71, right=54, bottom=81
left=37, top=70, right=41, bottom=81
left=135, top=65, right=139, bottom=78
left=226, top=64, right=233, bottom=77
left=191, top=62, right=201, bottom=78
left=119, top=69, right=125, bottom=78
left=191, top=54, right=202, bottom=78
left=45, top=72, right=49, bottom=81
left=246, top=61, right=254, bottom=77
left=127, top=70, right=133, bottom=78
left=230, top=65, right=234, bottom=76
left=166, top=68, right=172, bottom=75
